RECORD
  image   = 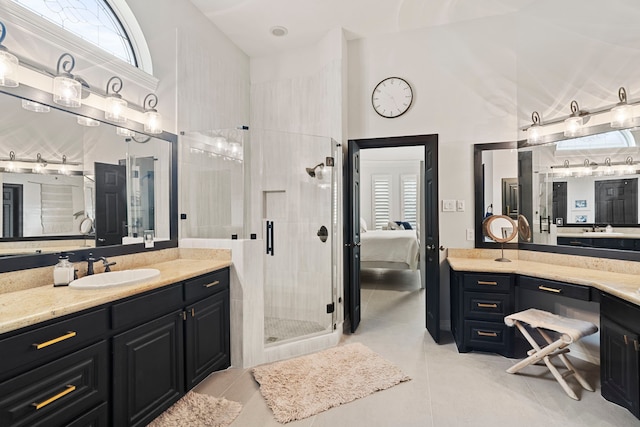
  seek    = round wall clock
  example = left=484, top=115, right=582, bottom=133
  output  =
left=371, top=77, right=413, bottom=118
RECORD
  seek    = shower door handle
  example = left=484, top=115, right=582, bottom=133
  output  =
left=266, top=220, right=274, bottom=256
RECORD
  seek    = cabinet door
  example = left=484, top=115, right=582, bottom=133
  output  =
left=112, top=310, right=184, bottom=427
left=185, top=289, right=230, bottom=390
left=601, top=316, right=640, bottom=418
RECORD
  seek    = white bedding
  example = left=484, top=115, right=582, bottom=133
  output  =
left=360, top=230, right=420, bottom=270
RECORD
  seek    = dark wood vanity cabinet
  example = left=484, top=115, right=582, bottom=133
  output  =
left=0, top=267, right=231, bottom=427
left=600, top=293, right=640, bottom=418
left=450, top=271, right=514, bottom=357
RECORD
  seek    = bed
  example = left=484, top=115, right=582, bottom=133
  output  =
left=360, top=229, right=420, bottom=270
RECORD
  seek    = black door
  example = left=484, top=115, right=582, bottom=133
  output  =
left=502, top=178, right=519, bottom=219
left=518, top=151, right=533, bottom=225
left=346, top=135, right=439, bottom=342
left=345, top=140, right=361, bottom=333
left=95, top=162, right=127, bottom=246
left=595, top=178, right=638, bottom=224
left=424, top=139, right=440, bottom=343
left=552, top=182, right=567, bottom=225
left=2, top=184, right=22, bottom=238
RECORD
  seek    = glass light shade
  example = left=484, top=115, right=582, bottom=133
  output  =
left=610, top=103, right=634, bottom=128
left=212, top=137, right=229, bottom=154
left=527, top=125, right=541, bottom=143
left=564, top=116, right=583, bottom=137
left=21, top=99, right=50, bottom=113
left=105, top=96, right=127, bottom=123
left=76, top=116, right=100, bottom=127
left=227, top=142, right=241, bottom=158
left=116, top=127, right=135, bottom=137
left=53, top=75, right=82, bottom=107
left=144, top=110, right=162, bottom=134
left=0, top=50, right=19, bottom=87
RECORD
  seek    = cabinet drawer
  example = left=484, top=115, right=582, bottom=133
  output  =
left=0, top=341, right=107, bottom=427
left=518, top=276, right=590, bottom=301
left=0, top=309, right=107, bottom=378
left=464, top=292, right=512, bottom=321
left=184, top=268, right=229, bottom=302
left=111, top=284, right=183, bottom=330
left=463, top=273, right=512, bottom=292
left=464, top=320, right=511, bottom=352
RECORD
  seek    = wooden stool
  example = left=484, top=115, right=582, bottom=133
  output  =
left=504, top=308, right=598, bottom=400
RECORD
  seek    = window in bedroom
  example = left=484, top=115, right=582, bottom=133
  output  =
left=11, top=0, right=138, bottom=66
left=372, top=174, right=391, bottom=230
left=401, top=174, right=418, bottom=229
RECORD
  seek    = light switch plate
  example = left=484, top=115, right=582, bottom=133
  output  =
left=457, top=200, right=465, bottom=211
left=442, top=200, right=456, bottom=212
left=466, top=228, right=474, bottom=241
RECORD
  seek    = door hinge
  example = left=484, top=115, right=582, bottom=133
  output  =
left=326, top=302, right=335, bottom=314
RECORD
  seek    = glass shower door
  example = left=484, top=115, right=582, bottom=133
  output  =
left=260, top=130, right=336, bottom=345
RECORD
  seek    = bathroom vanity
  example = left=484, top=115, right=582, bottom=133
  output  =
left=448, top=255, right=640, bottom=419
left=0, top=259, right=230, bottom=427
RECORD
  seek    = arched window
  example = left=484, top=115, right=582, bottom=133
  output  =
left=10, top=0, right=151, bottom=73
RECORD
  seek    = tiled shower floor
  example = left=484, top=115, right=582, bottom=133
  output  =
left=264, top=316, right=326, bottom=344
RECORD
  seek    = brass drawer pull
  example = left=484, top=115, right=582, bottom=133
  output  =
left=204, top=280, right=220, bottom=288
left=477, top=281, right=498, bottom=286
left=538, top=285, right=562, bottom=293
left=624, top=335, right=629, bottom=345
left=32, top=385, right=76, bottom=410
left=635, top=340, right=639, bottom=352
left=32, top=331, right=77, bottom=350
left=477, top=303, right=498, bottom=309
left=477, top=331, right=498, bottom=337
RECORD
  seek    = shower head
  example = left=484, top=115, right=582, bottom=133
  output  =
left=306, top=162, right=324, bottom=178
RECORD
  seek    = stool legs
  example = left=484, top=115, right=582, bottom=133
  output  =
left=506, top=320, right=594, bottom=401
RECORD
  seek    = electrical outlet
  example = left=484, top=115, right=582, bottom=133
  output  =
left=466, top=228, right=474, bottom=241
left=457, top=200, right=465, bottom=212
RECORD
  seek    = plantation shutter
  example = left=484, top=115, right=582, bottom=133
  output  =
left=372, top=174, right=391, bottom=229
left=401, top=174, right=418, bottom=228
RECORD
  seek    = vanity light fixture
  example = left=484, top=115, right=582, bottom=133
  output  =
left=21, top=99, right=50, bottom=113
left=105, top=76, right=127, bottom=123
left=53, top=53, right=82, bottom=107
left=0, top=21, right=19, bottom=88
left=6, top=151, right=16, bottom=172
left=33, top=153, right=47, bottom=173
left=143, top=93, right=162, bottom=134
left=603, top=157, right=615, bottom=176
left=527, top=111, right=542, bottom=143
left=116, top=127, right=135, bottom=137
left=77, top=115, right=100, bottom=127
left=610, top=86, right=634, bottom=128
left=59, top=155, right=70, bottom=175
left=564, top=100, right=588, bottom=137
left=622, top=156, right=636, bottom=175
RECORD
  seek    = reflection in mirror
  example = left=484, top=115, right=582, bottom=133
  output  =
left=520, top=128, right=640, bottom=252
left=0, top=89, right=172, bottom=257
left=482, top=214, right=517, bottom=261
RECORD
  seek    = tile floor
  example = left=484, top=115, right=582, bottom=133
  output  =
left=194, top=268, right=639, bottom=426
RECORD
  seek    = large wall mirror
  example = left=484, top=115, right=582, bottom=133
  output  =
left=475, top=127, right=640, bottom=261
left=0, top=84, right=178, bottom=272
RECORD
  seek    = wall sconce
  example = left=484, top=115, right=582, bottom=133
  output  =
left=53, top=53, right=82, bottom=107
left=610, top=87, right=634, bottom=128
left=564, top=100, right=588, bottom=137
left=0, top=21, right=19, bottom=88
left=105, top=76, right=127, bottom=123
left=527, top=111, right=542, bottom=143
left=21, top=99, right=50, bottom=113
left=143, top=93, right=162, bottom=134
left=77, top=115, right=100, bottom=127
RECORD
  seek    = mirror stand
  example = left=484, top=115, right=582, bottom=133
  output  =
left=496, top=242, right=510, bottom=262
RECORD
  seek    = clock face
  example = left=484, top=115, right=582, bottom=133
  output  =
left=371, top=77, right=413, bottom=118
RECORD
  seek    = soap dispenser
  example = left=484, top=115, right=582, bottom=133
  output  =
left=54, top=252, right=75, bottom=287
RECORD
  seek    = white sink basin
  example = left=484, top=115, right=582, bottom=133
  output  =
left=69, top=269, right=160, bottom=289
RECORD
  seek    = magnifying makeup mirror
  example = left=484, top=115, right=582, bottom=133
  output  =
left=483, top=214, right=517, bottom=262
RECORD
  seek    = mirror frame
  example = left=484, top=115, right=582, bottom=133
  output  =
left=0, top=84, right=178, bottom=273
left=475, top=141, right=640, bottom=261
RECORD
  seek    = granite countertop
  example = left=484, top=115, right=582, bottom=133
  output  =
left=0, top=258, right=231, bottom=335
left=447, top=256, right=640, bottom=306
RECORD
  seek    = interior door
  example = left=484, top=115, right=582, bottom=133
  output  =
left=95, top=162, right=127, bottom=246
left=552, top=182, right=567, bottom=225
left=346, top=140, right=361, bottom=333
left=424, top=139, right=440, bottom=343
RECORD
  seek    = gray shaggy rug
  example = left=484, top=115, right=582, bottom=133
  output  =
left=147, top=391, right=242, bottom=427
left=252, top=342, right=410, bottom=423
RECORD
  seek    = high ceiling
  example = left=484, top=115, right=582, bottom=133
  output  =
left=189, top=0, right=536, bottom=57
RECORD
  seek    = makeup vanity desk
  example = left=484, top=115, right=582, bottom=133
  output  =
left=447, top=255, right=640, bottom=419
